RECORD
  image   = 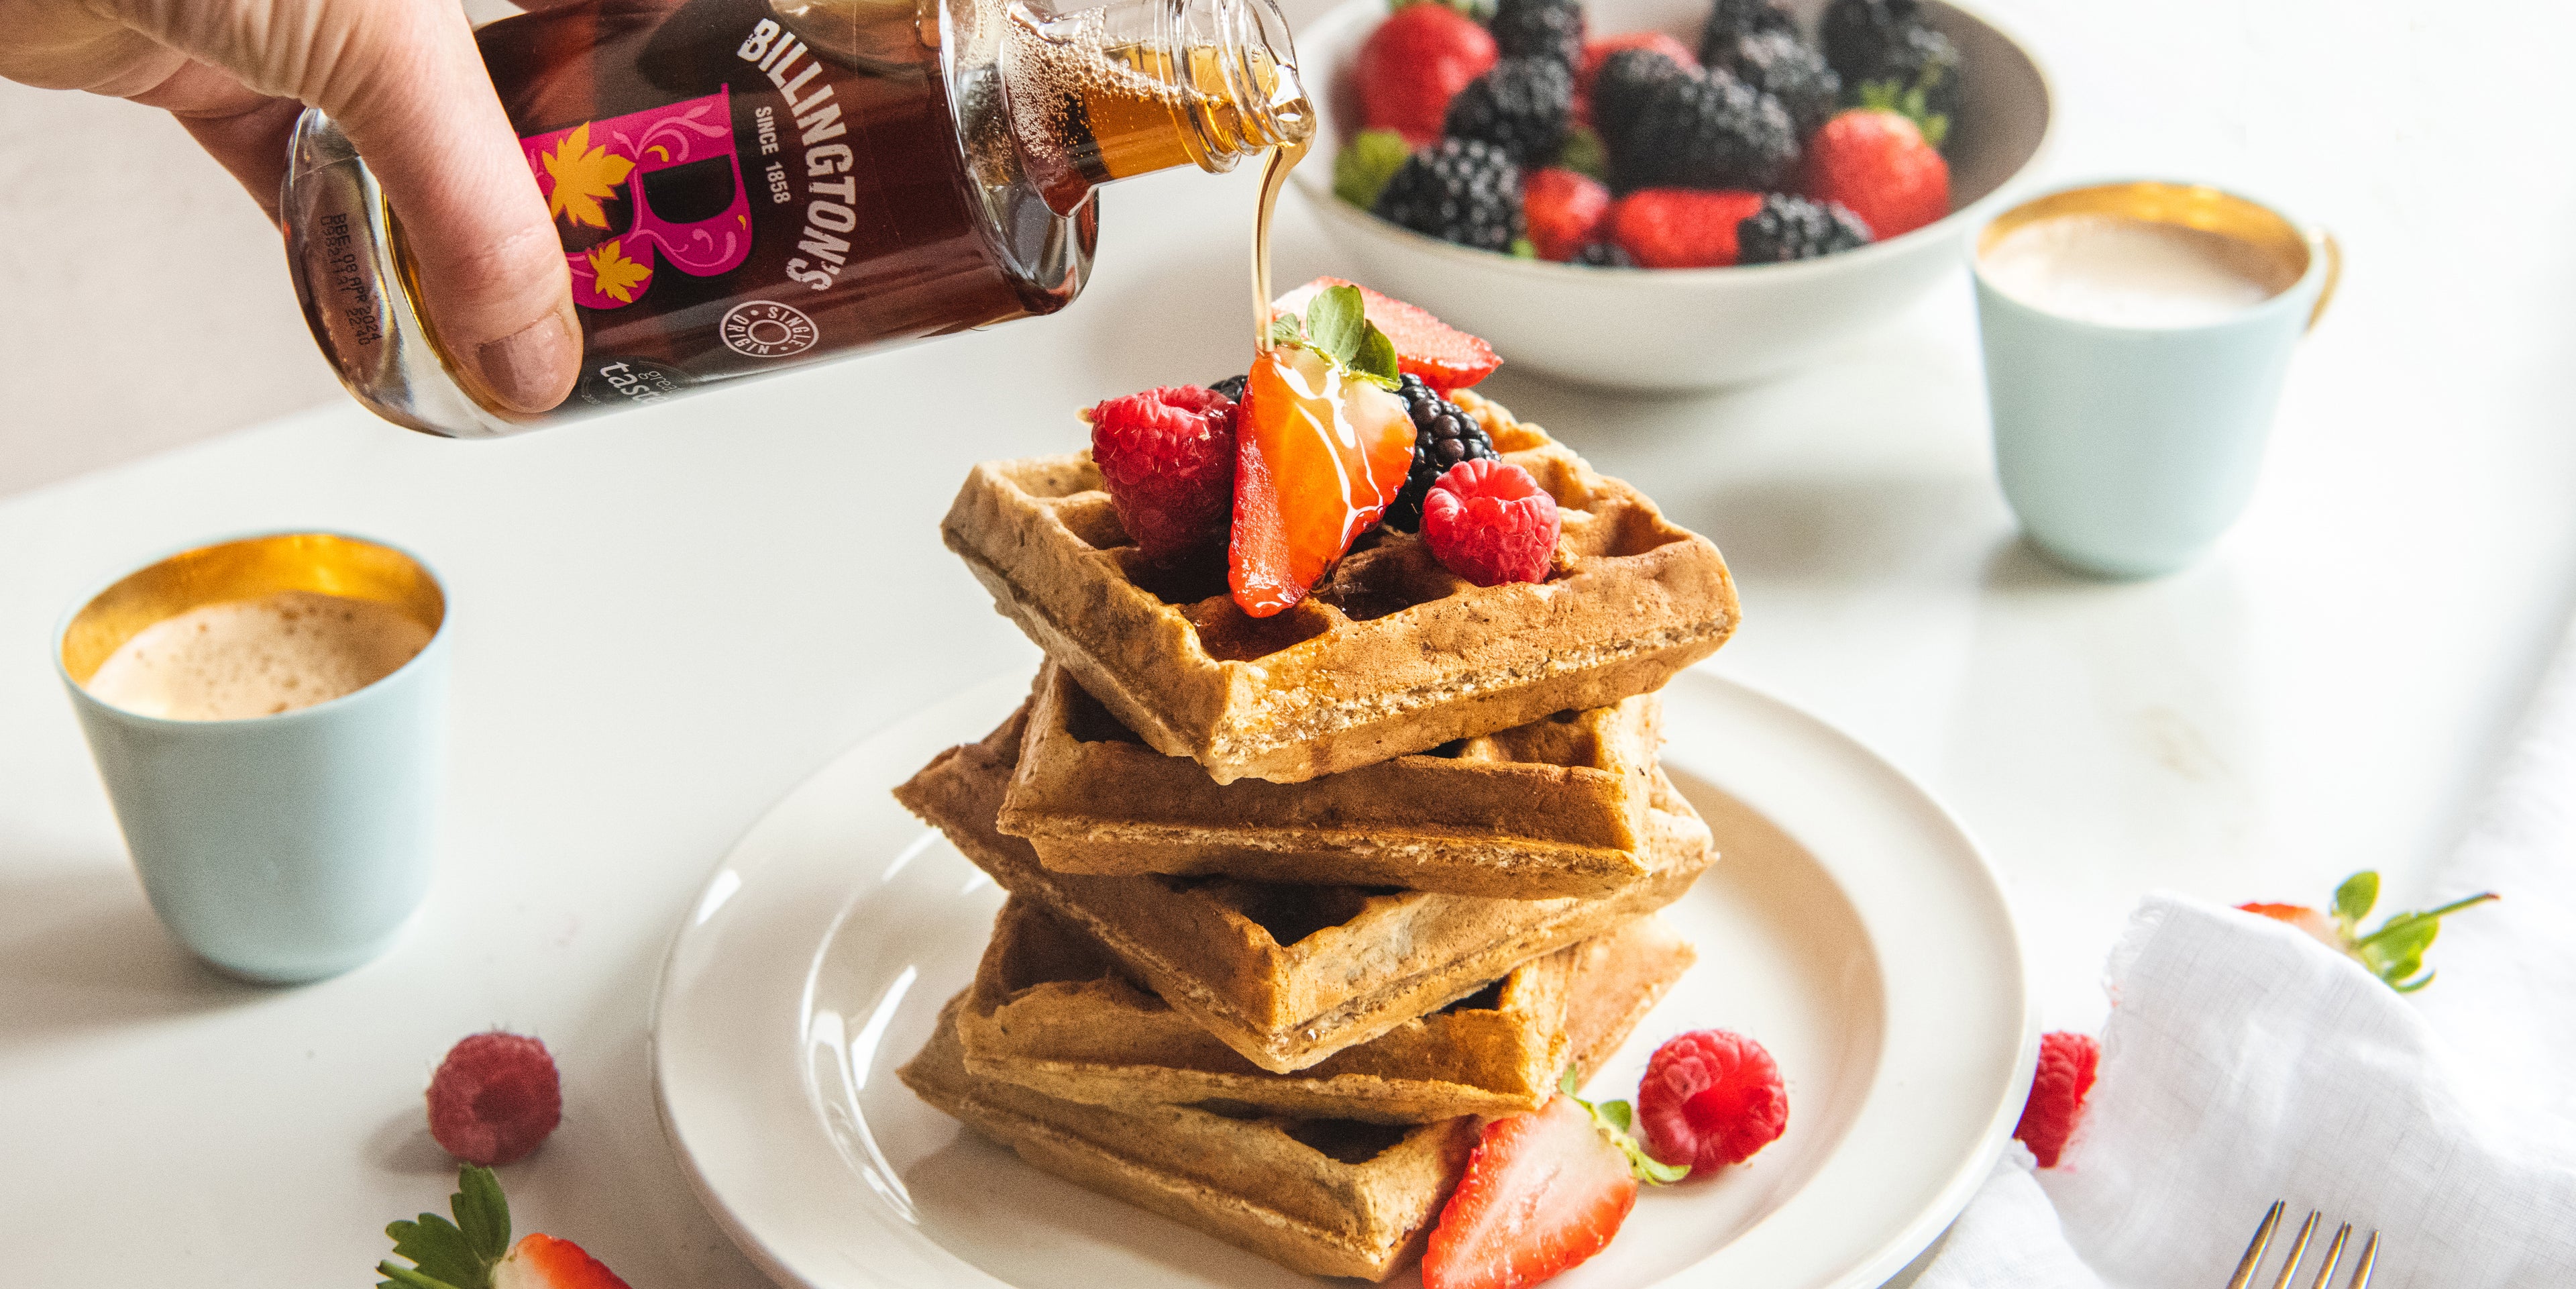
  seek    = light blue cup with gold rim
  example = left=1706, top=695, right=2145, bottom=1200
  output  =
left=1974, top=181, right=2341, bottom=578
left=55, top=532, right=450, bottom=984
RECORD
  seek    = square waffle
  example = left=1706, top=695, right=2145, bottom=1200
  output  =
left=941, top=393, right=1739, bottom=784
left=902, top=994, right=1478, bottom=1281
left=958, top=898, right=1697, bottom=1123
left=892, top=703, right=1715, bottom=1073
left=998, top=659, right=1666, bottom=898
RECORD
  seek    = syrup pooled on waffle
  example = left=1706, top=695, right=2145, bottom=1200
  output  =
left=897, top=282, right=1736, bottom=1282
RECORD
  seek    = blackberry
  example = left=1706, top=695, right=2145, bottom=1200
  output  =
left=1373, top=138, right=1525, bottom=253
left=1489, top=0, right=1583, bottom=66
left=1589, top=47, right=1689, bottom=152
left=1442, top=58, right=1575, bottom=165
left=1706, top=30, right=1839, bottom=139
left=1384, top=374, right=1501, bottom=533
left=1820, top=0, right=1962, bottom=141
left=1208, top=374, right=1248, bottom=402
left=1572, top=241, right=1635, bottom=268
left=1615, top=68, right=1800, bottom=192
left=1735, top=194, right=1873, bottom=262
left=1700, top=0, right=1799, bottom=50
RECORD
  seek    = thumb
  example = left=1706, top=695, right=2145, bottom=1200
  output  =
left=304, top=0, right=579, bottom=415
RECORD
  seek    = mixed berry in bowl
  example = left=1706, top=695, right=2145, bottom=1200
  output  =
left=1335, top=0, right=1962, bottom=268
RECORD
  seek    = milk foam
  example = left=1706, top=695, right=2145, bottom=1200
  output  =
left=1982, top=214, right=2297, bottom=328
left=84, top=590, right=433, bottom=721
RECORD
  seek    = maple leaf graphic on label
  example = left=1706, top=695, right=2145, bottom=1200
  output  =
left=541, top=122, right=636, bottom=229
left=587, top=239, right=652, bottom=303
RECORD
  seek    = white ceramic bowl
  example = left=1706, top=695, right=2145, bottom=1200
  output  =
left=1290, top=0, right=2053, bottom=391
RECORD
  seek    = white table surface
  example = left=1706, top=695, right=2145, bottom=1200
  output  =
left=5, top=0, right=2573, bottom=1282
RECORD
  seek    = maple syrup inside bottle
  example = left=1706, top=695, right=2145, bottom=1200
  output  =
left=281, top=0, right=1310, bottom=437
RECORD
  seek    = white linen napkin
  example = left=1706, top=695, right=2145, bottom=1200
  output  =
left=1917, top=615, right=2576, bottom=1289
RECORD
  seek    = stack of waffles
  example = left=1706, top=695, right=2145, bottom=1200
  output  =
left=895, top=393, right=1741, bottom=1280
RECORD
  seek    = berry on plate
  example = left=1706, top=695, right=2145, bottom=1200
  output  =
left=1090, top=385, right=1238, bottom=563
left=1445, top=57, right=1577, bottom=166
left=1735, top=193, right=1874, bottom=262
left=1799, top=106, right=1948, bottom=239
left=1635, top=1027, right=1788, bottom=1172
left=1421, top=1072, right=1684, bottom=1289
left=1421, top=458, right=1560, bottom=586
left=1230, top=286, right=1415, bottom=617
left=1489, top=0, right=1584, bottom=67
left=1275, top=276, right=1502, bottom=391
left=427, top=1031, right=562, bottom=1167
left=1357, top=4, right=1498, bottom=145
left=1523, top=167, right=1612, bottom=262
left=2237, top=869, right=2498, bottom=992
left=2012, top=1031, right=2098, bottom=1168
left=1615, top=66, right=1801, bottom=192
left=1385, top=374, right=1500, bottom=533
left=378, top=1165, right=632, bottom=1289
left=1374, top=138, right=1526, bottom=255
left=1609, top=188, right=1765, bottom=268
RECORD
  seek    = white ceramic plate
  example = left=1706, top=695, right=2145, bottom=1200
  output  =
left=653, top=670, right=2034, bottom=1289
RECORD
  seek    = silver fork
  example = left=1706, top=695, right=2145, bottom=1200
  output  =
left=2226, top=1201, right=2382, bottom=1289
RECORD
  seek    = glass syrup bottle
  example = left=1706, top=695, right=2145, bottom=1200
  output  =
left=281, top=0, right=1311, bottom=437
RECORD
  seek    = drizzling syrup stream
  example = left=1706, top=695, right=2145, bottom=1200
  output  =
left=1251, top=137, right=1310, bottom=350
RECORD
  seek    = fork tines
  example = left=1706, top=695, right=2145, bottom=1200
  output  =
left=2229, top=1202, right=2381, bottom=1289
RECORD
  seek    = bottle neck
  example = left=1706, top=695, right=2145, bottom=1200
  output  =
left=994, top=0, right=1311, bottom=213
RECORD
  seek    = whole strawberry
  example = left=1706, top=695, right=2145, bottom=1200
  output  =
left=2237, top=869, right=2498, bottom=992
left=1609, top=188, right=1765, bottom=268
left=1422, top=459, right=1560, bottom=586
left=427, top=1031, right=561, bottom=1167
left=1357, top=5, right=1498, bottom=145
left=1523, top=167, right=1611, bottom=262
left=1799, top=107, right=1948, bottom=239
left=1635, top=1028, right=1787, bottom=1171
left=380, top=1166, right=631, bottom=1289
left=2012, top=1031, right=2098, bottom=1168
left=1090, top=385, right=1237, bottom=563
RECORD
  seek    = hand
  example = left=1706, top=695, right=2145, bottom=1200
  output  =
left=0, top=0, right=580, bottom=413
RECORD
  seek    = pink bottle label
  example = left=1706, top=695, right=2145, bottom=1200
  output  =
left=521, top=88, right=753, bottom=310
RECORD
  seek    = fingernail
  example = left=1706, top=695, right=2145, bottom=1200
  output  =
left=474, top=309, right=578, bottom=414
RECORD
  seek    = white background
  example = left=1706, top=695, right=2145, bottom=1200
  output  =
left=2, top=0, right=2573, bottom=1283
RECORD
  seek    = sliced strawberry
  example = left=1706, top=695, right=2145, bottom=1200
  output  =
left=1423, top=1094, right=1638, bottom=1289
left=492, top=1233, right=633, bottom=1289
left=1228, top=346, right=1413, bottom=617
left=1275, top=276, right=1501, bottom=391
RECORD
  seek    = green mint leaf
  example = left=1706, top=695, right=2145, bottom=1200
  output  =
left=1267, top=313, right=1305, bottom=349
left=1554, top=124, right=1607, bottom=181
left=453, top=1166, right=512, bottom=1264
left=1353, top=325, right=1402, bottom=389
left=1334, top=129, right=1413, bottom=211
left=386, top=1216, right=486, bottom=1289
left=2332, top=871, right=2378, bottom=929
left=1304, top=285, right=1368, bottom=370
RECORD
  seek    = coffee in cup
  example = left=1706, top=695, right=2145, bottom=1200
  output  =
left=1978, top=213, right=2303, bottom=329
left=83, top=589, right=433, bottom=721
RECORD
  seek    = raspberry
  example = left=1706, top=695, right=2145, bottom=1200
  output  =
left=2013, top=1031, right=2100, bottom=1168
left=1421, top=459, right=1559, bottom=586
left=1090, top=385, right=1238, bottom=562
left=427, top=1031, right=562, bottom=1166
left=1385, top=374, right=1501, bottom=533
left=1522, top=167, right=1611, bottom=262
left=1635, top=1029, right=1786, bottom=1171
